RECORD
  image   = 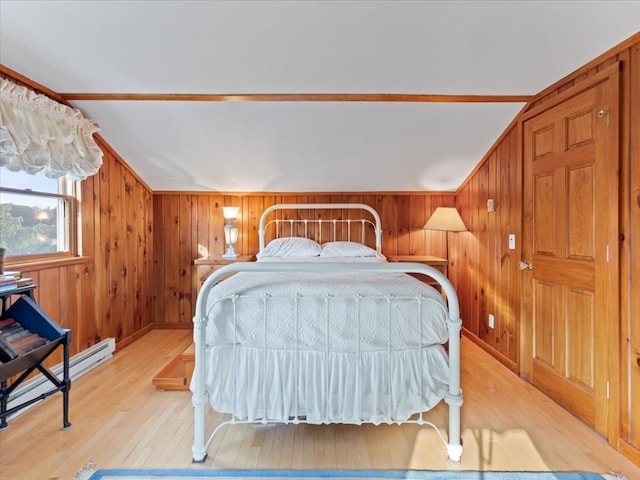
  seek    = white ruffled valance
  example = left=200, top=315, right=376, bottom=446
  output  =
left=0, top=77, right=103, bottom=181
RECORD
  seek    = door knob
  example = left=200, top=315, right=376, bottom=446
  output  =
left=519, top=261, right=533, bottom=270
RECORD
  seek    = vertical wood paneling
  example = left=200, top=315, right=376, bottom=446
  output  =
left=409, top=196, right=426, bottom=255
left=121, top=168, right=133, bottom=339
left=262, top=195, right=277, bottom=246
left=453, top=187, right=469, bottom=324
left=510, top=126, right=522, bottom=364
left=144, top=187, right=154, bottom=332
left=152, top=195, right=166, bottom=327
left=67, top=263, right=82, bottom=353
left=79, top=173, right=97, bottom=349
left=500, top=131, right=515, bottom=361
left=379, top=195, right=397, bottom=256
left=38, top=267, right=64, bottom=365
left=152, top=191, right=454, bottom=328
left=623, top=41, right=640, bottom=458
left=330, top=194, right=348, bottom=241
left=98, top=151, right=113, bottom=341
left=477, top=162, right=489, bottom=343
left=396, top=195, right=410, bottom=255
left=427, top=195, right=444, bottom=258
left=246, top=196, right=264, bottom=254
left=456, top=130, right=519, bottom=369
left=178, top=195, right=193, bottom=325
left=486, top=151, right=498, bottom=347
left=163, top=195, right=181, bottom=325
left=210, top=196, right=225, bottom=255
left=110, top=152, right=124, bottom=341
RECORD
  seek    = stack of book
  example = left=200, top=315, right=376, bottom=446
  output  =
left=0, top=316, right=49, bottom=363
left=0, top=271, right=33, bottom=293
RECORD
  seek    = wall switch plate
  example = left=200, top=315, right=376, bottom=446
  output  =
left=488, top=314, right=495, bottom=329
left=508, top=234, right=516, bottom=250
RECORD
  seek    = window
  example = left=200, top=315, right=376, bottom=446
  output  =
left=0, top=166, right=78, bottom=260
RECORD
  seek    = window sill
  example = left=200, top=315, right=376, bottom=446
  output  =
left=5, top=256, right=92, bottom=271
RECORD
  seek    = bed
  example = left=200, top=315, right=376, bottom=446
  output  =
left=191, top=203, right=463, bottom=463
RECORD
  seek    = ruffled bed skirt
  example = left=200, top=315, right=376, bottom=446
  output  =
left=203, top=344, right=449, bottom=425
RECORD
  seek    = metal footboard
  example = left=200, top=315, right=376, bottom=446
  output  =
left=191, top=261, right=463, bottom=463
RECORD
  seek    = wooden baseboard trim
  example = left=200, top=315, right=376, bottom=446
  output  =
left=151, top=323, right=192, bottom=330
left=115, top=323, right=154, bottom=351
left=619, top=439, right=640, bottom=467
left=461, top=328, right=519, bottom=374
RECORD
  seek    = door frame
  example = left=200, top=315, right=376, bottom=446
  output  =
left=518, top=62, right=621, bottom=445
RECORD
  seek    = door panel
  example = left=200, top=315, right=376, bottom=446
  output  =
left=566, top=165, right=594, bottom=259
left=533, top=174, right=555, bottom=255
left=566, top=288, right=594, bottom=390
left=523, top=71, right=619, bottom=438
left=533, top=281, right=555, bottom=367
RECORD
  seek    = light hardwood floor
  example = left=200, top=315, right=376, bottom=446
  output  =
left=0, top=330, right=638, bottom=480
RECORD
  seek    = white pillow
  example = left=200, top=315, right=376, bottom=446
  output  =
left=320, top=241, right=379, bottom=258
left=257, top=237, right=322, bottom=259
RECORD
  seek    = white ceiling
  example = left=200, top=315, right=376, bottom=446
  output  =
left=1, top=1, right=639, bottom=192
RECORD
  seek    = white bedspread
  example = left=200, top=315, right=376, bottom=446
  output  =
left=201, top=264, right=451, bottom=424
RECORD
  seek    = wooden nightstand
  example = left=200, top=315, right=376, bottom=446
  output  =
left=387, top=255, right=448, bottom=289
left=153, top=254, right=255, bottom=391
left=194, top=254, right=255, bottom=293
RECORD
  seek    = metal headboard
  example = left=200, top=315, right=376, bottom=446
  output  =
left=258, top=203, right=383, bottom=254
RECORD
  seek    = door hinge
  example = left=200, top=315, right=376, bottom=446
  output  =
left=597, top=108, right=610, bottom=127
left=606, top=380, right=610, bottom=400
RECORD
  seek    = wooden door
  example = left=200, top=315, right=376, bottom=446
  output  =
left=521, top=65, right=619, bottom=439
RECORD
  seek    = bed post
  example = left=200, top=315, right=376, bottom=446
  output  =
left=443, top=279, right=463, bottom=463
left=445, top=321, right=463, bottom=462
left=191, top=312, right=208, bottom=463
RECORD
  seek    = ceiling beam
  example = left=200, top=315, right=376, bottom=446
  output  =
left=59, top=92, right=532, bottom=103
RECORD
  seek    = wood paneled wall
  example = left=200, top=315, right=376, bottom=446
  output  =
left=7, top=135, right=154, bottom=367
left=152, top=192, right=454, bottom=327
left=454, top=33, right=640, bottom=461
left=620, top=37, right=640, bottom=465
left=454, top=126, right=521, bottom=372
left=80, top=137, right=155, bottom=348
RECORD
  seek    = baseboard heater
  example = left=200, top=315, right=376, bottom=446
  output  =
left=6, top=337, right=116, bottom=419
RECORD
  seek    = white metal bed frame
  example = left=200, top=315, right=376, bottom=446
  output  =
left=191, top=203, right=463, bottom=463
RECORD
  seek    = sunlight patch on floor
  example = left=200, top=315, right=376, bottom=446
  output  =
left=409, top=428, right=548, bottom=471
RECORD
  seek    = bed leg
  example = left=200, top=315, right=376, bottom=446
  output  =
left=445, top=390, right=463, bottom=463
left=192, top=314, right=209, bottom=464
left=447, top=443, right=463, bottom=463
left=191, top=397, right=208, bottom=463
left=192, top=453, right=207, bottom=464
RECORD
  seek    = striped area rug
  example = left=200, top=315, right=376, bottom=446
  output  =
left=82, top=468, right=626, bottom=480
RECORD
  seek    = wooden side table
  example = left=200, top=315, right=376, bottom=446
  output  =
left=153, top=254, right=255, bottom=391
left=193, top=254, right=255, bottom=293
left=387, top=255, right=448, bottom=289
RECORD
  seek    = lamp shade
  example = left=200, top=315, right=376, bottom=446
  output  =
left=222, top=206, right=240, bottom=220
left=423, top=207, right=467, bottom=232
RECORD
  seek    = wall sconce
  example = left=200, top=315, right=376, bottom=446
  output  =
left=222, top=206, right=240, bottom=258
left=423, top=207, right=467, bottom=260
